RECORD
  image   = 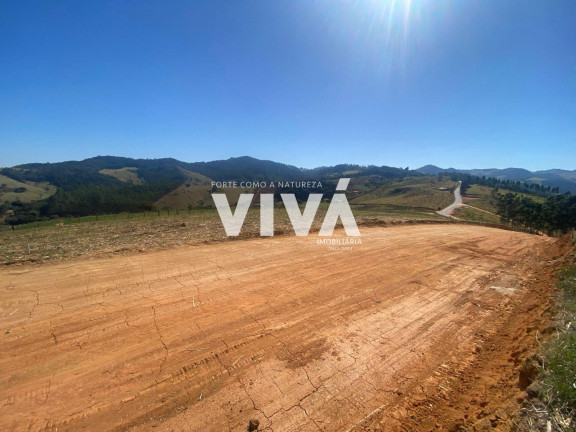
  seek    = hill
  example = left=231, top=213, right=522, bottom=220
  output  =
left=417, top=165, right=576, bottom=193
left=0, top=173, right=57, bottom=203
left=0, top=156, right=416, bottom=221
left=152, top=169, right=254, bottom=210
left=350, top=176, right=459, bottom=211
left=2, top=155, right=307, bottom=190
left=1, top=155, right=571, bottom=231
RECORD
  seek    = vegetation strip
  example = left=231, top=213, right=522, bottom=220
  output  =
left=540, top=261, right=576, bottom=431
left=515, top=240, right=576, bottom=432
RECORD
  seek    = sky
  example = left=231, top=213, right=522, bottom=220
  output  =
left=1, top=0, right=575, bottom=171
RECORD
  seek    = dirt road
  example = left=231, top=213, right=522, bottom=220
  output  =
left=0, top=225, right=559, bottom=431
left=439, top=181, right=462, bottom=217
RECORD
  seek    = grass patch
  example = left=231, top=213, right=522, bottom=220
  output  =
left=463, top=185, right=546, bottom=214
left=0, top=173, right=56, bottom=203
left=350, top=176, right=458, bottom=210
left=542, top=333, right=576, bottom=408
left=539, top=264, right=576, bottom=430
left=154, top=169, right=227, bottom=210
left=154, top=185, right=255, bottom=210
left=462, top=184, right=497, bottom=213
left=452, top=206, right=501, bottom=224
left=99, top=167, right=145, bottom=184
left=155, top=185, right=215, bottom=210
left=558, top=265, right=576, bottom=302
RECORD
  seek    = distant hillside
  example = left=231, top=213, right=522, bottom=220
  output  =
left=0, top=174, right=57, bottom=203
left=417, top=165, right=576, bottom=193
left=0, top=156, right=415, bottom=219
left=99, top=167, right=145, bottom=185
left=1, top=155, right=570, bottom=225
left=350, top=176, right=459, bottom=211
left=417, top=165, right=458, bottom=175
left=188, top=156, right=305, bottom=182
left=153, top=169, right=217, bottom=210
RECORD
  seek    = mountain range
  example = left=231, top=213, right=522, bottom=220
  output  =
left=0, top=156, right=410, bottom=218
left=1, top=156, right=574, bottom=223
left=416, top=165, right=576, bottom=193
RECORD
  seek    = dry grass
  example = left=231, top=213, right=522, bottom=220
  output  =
left=99, top=167, right=145, bottom=184
left=0, top=174, right=56, bottom=203
left=453, top=206, right=501, bottom=224
left=153, top=169, right=258, bottom=210
left=462, top=184, right=498, bottom=212
left=0, top=207, right=450, bottom=265
left=350, top=176, right=458, bottom=210
left=463, top=185, right=546, bottom=214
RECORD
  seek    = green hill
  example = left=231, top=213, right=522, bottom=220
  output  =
left=1, top=156, right=416, bottom=219
left=350, top=176, right=458, bottom=210
left=2, top=155, right=568, bottom=233
left=417, top=165, right=576, bottom=193
left=154, top=169, right=215, bottom=210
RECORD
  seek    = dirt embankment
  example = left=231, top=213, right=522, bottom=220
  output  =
left=0, top=225, right=566, bottom=432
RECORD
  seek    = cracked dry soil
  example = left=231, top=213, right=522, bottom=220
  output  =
left=0, top=225, right=564, bottom=431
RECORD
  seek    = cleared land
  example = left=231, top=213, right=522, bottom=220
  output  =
left=350, top=177, right=458, bottom=210
left=0, top=225, right=562, bottom=431
left=0, top=207, right=447, bottom=265
left=461, top=184, right=497, bottom=212
left=99, top=167, right=145, bottom=185
left=462, top=185, right=546, bottom=215
left=154, top=170, right=215, bottom=210
left=0, top=173, right=56, bottom=203
left=453, top=205, right=501, bottom=224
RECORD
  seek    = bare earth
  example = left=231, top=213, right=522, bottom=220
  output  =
left=0, top=225, right=562, bottom=432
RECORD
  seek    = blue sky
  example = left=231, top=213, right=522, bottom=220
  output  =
left=1, top=0, right=575, bottom=170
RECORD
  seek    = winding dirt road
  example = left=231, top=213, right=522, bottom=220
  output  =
left=439, top=181, right=463, bottom=217
left=0, top=225, right=559, bottom=431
